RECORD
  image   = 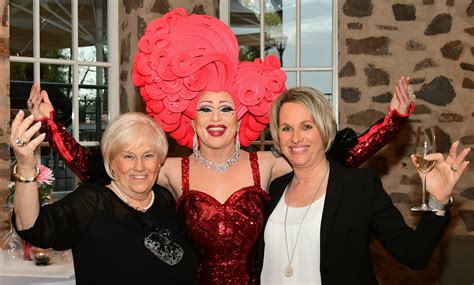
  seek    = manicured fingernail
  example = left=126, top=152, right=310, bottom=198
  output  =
left=27, top=114, right=34, bottom=120
left=35, top=121, right=42, bottom=126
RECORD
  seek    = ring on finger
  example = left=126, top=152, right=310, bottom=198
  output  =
left=15, top=137, right=26, bottom=147
left=407, top=85, right=416, bottom=102
left=27, top=99, right=33, bottom=109
left=450, top=164, right=458, bottom=172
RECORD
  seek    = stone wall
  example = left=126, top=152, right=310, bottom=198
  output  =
left=0, top=0, right=9, bottom=232
left=339, top=0, right=474, bottom=283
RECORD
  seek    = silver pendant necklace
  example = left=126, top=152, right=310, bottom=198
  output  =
left=194, top=147, right=240, bottom=174
left=284, top=166, right=329, bottom=278
left=110, top=180, right=155, bottom=212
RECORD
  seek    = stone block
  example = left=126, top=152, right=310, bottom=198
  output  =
left=412, top=104, right=431, bottom=114
left=425, top=13, right=453, bottom=35
left=150, top=0, right=170, bottom=14
left=346, top=37, right=390, bottom=56
left=414, top=58, right=437, bottom=72
left=460, top=135, right=474, bottom=145
left=392, top=4, right=416, bottom=21
left=341, top=87, right=361, bottom=103
left=342, top=0, right=373, bottom=18
left=339, top=61, right=356, bottom=77
left=364, top=64, right=390, bottom=86
left=465, top=27, right=474, bottom=36
left=372, top=92, right=392, bottom=103
left=347, top=22, right=363, bottom=29
left=460, top=63, right=474, bottom=72
left=416, top=76, right=456, bottom=106
left=438, top=112, right=463, bottom=123
left=468, top=1, right=474, bottom=17
left=347, top=109, right=385, bottom=127
left=123, top=0, right=143, bottom=14
left=462, top=78, right=474, bottom=89
left=441, top=40, right=463, bottom=60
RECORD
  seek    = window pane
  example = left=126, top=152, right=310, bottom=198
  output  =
left=301, top=71, right=333, bottom=103
left=231, top=0, right=261, bottom=61
left=267, top=1, right=296, bottom=67
left=78, top=0, right=108, bottom=62
left=78, top=66, right=108, bottom=141
left=285, top=71, right=297, bottom=88
left=10, top=62, right=34, bottom=110
left=10, top=1, right=34, bottom=57
left=301, top=0, right=332, bottom=67
left=40, top=64, right=73, bottom=130
left=40, top=0, right=72, bottom=59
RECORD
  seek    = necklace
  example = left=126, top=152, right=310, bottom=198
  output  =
left=110, top=180, right=155, bottom=212
left=283, top=166, right=329, bottom=278
left=193, top=147, right=240, bottom=174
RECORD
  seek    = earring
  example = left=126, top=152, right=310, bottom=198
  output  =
left=271, top=145, right=282, bottom=157
left=235, top=123, right=241, bottom=159
left=193, top=131, right=199, bottom=160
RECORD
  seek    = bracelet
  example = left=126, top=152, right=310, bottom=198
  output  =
left=428, top=195, right=454, bottom=211
left=12, top=164, right=40, bottom=183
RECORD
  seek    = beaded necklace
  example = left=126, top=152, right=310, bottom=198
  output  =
left=109, top=180, right=155, bottom=212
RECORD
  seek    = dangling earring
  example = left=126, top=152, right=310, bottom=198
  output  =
left=235, top=122, right=241, bottom=159
left=193, top=129, right=199, bottom=160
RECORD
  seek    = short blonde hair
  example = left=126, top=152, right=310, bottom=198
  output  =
left=101, top=112, right=168, bottom=179
left=270, top=86, right=336, bottom=153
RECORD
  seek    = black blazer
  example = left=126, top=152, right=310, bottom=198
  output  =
left=261, top=158, right=451, bottom=285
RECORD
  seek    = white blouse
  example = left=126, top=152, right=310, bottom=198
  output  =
left=261, top=188, right=325, bottom=285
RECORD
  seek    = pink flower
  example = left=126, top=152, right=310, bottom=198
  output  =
left=37, top=164, right=55, bottom=186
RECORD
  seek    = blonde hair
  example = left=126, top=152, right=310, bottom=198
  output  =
left=270, top=86, right=336, bottom=153
left=101, top=112, right=168, bottom=179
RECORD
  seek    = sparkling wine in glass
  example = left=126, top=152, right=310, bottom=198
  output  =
left=411, top=126, right=437, bottom=212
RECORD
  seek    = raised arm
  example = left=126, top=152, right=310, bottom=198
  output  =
left=28, top=84, right=100, bottom=182
left=10, top=110, right=45, bottom=229
left=332, top=76, right=415, bottom=167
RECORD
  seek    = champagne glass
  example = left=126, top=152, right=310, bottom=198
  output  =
left=411, top=126, right=437, bottom=212
left=1, top=193, right=25, bottom=264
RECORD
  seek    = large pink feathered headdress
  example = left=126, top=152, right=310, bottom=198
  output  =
left=132, top=8, right=287, bottom=148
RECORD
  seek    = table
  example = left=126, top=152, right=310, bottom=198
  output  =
left=0, top=251, right=75, bottom=285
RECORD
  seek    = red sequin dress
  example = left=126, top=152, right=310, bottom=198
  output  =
left=176, top=153, right=269, bottom=284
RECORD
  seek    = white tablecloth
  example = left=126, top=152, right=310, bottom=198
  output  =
left=0, top=251, right=75, bottom=285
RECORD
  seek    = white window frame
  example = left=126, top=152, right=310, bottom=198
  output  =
left=10, top=0, right=119, bottom=191
left=220, top=0, right=338, bottom=118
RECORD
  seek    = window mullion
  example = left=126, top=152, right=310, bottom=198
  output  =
left=107, top=0, right=120, bottom=121
left=72, top=0, right=79, bottom=141
left=332, top=0, right=339, bottom=124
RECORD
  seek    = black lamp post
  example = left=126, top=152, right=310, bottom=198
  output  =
left=272, top=35, right=288, bottom=66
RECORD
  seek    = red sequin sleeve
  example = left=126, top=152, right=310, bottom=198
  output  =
left=344, top=103, right=415, bottom=168
left=38, top=111, right=93, bottom=181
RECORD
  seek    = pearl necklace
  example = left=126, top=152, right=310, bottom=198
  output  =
left=194, top=147, right=240, bottom=174
left=109, top=180, right=155, bottom=212
left=283, top=166, right=329, bottom=278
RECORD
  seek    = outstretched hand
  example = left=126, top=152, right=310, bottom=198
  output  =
left=10, top=110, right=46, bottom=172
left=411, top=141, right=470, bottom=203
left=390, top=76, right=412, bottom=115
left=28, top=83, right=54, bottom=121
